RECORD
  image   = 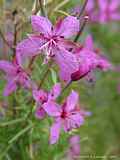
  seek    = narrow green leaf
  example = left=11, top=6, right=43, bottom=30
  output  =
left=51, top=69, right=57, bottom=84
left=0, top=118, right=25, bottom=127
left=8, top=124, right=33, bottom=144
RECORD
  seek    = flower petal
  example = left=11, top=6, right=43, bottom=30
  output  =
left=33, top=89, right=47, bottom=103
left=33, top=90, right=40, bottom=102
left=71, top=65, right=90, bottom=81
left=54, top=48, right=79, bottom=82
left=0, top=60, right=16, bottom=74
left=99, top=13, right=107, bottom=24
left=23, top=76, right=33, bottom=89
left=85, top=35, right=94, bottom=51
left=63, top=119, right=71, bottom=132
left=49, top=83, right=61, bottom=99
left=31, top=15, right=52, bottom=36
left=97, top=58, right=112, bottom=71
left=3, top=80, right=17, bottom=96
left=86, top=0, right=94, bottom=11
left=98, top=0, right=108, bottom=10
left=66, top=91, right=79, bottom=111
left=43, top=101, right=61, bottom=117
left=69, top=135, right=80, bottom=145
left=50, top=120, right=61, bottom=144
left=16, top=35, right=45, bottom=66
left=111, top=13, right=120, bottom=21
left=77, top=49, right=98, bottom=70
left=58, top=39, right=77, bottom=50
left=54, top=16, right=79, bottom=38
left=35, top=106, right=46, bottom=119
left=69, top=113, right=84, bottom=128
left=110, top=0, right=120, bottom=10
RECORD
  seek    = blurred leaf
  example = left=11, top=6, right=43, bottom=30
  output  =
left=51, top=69, right=57, bottom=84
left=8, top=123, right=33, bottom=144
left=0, top=0, right=4, bottom=6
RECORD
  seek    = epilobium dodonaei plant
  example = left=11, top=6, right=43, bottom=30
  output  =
left=0, top=0, right=114, bottom=159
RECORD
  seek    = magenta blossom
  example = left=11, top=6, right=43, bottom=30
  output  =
left=43, top=91, right=89, bottom=144
left=33, top=83, right=61, bottom=119
left=98, top=0, right=120, bottom=23
left=0, top=60, right=33, bottom=96
left=83, top=35, right=112, bottom=71
left=86, top=0, right=95, bottom=12
left=16, top=15, right=79, bottom=81
left=85, top=0, right=98, bottom=22
left=71, top=1, right=98, bottom=22
left=71, top=35, right=112, bottom=81
left=68, top=135, right=80, bottom=159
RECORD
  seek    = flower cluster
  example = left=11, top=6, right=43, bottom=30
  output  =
left=0, top=1, right=112, bottom=144
left=73, top=0, right=120, bottom=24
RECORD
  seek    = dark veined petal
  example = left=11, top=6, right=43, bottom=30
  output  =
left=53, top=16, right=79, bottom=38
left=31, top=15, right=52, bottom=36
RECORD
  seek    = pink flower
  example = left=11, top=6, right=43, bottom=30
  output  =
left=86, top=0, right=98, bottom=22
left=54, top=47, right=79, bottom=82
left=33, top=83, right=61, bottom=119
left=86, top=0, right=95, bottom=12
left=43, top=91, right=89, bottom=144
left=68, top=135, right=80, bottom=159
left=71, top=1, right=98, bottom=23
left=84, top=35, right=112, bottom=70
left=71, top=35, right=112, bottom=81
left=16, top=15, right=79, bottom=82
left=98, top=0, right=120, bottom=23
left=0, top=60, right=33, bottom=96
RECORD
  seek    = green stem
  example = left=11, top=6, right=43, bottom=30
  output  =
left=0, top=28, right=14, bottom=51
left=38, top=61, right=53, bottom=89
left=13, top=23, right=18, bottom=58
left=0, top=144, right=13, bottom=159
left=39, top=0, right=46, bottom=17
left=61, top=81, right=72, bottom=96
left=0, top=118, right=26, bottom=127
left=57, top=81, right=72, bottom=102
left=78, top=0, right=88, bottom=18
left=28, top=55, right=37, bottom=70
left=74, top=16, right=88, bottom=42
left=8, top=124, right=33, bottom=144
